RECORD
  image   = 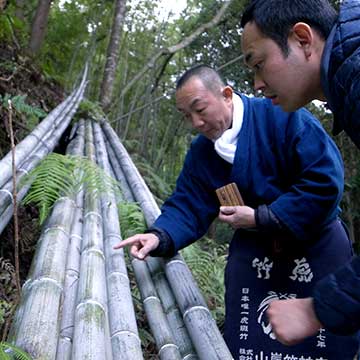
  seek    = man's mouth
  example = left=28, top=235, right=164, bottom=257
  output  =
left=265, top=94, right=279, bottom=105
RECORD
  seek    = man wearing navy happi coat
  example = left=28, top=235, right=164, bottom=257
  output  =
left=115, top=65, right=359, bottom=359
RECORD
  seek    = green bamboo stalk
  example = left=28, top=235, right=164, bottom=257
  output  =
left=8, top=121, right=86, bottom=359
left=132, top=258, right=182, bottom=360
left=93, top=121, right=143, bottom=360
left=56, top=120, right=85, bottom=360
left=71, top=120, right=112, bottom=360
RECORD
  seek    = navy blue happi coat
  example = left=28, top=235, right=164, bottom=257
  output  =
left=154, top=95, right=359, bottom=359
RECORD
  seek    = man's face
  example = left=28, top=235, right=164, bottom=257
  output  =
left=241, top=21, right=318, bottom=112
left=176, top=77, right=233, bottom=140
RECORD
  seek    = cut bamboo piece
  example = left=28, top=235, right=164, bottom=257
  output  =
left=216, top=182, right=244, bottom=206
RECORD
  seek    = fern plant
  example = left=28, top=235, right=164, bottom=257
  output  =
left=182, top=239, right=227, bottom=325
left=22, top=153, right=121, bottom=224
left=118, top=202, right=146, bottom=239
left=75, top=99, right=106, bottom=122
left=0, top=342, right=32, bottom=360
left=0, top=94, right=47, bottom=130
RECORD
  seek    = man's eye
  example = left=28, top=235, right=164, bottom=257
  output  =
left=253, top=62, right=263, bottom=71
left=196, top=108, right=205, bottom=113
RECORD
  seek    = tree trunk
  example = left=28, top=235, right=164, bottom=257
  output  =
left=28, top=0, right=53, bottom=54
left=99, top=0, right=127, bottom=112
left=15, top=0, right=25, bottom=20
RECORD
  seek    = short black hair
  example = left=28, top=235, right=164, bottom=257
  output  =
left=176, top=64, right=225, bottom=96
left=241, top=0, right=337, bottom=55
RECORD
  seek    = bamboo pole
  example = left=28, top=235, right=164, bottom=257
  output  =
left=71, top=120, right=112, bottom=360
left=56, top=120, right=85, bottom=360
left=164, top=255, right=232, bottom=360
left=131, top=258, right=182, bottom=360
left=0, top=84, right=87, bottom=218
left=8, top=121, right=86, bottom=359
left=105, top=138, right=133, bottom=202
left=146, top=257, right=198, bottom=360
left=93, top=121, right=143, bottom=360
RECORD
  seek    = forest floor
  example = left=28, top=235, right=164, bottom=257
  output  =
left=0, top=42, right=64, bottom=340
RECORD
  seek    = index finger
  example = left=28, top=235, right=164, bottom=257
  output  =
left=113, top=235, right=141, bottom=250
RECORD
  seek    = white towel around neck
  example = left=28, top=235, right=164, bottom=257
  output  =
left=214, top=93, right=244, bottom=164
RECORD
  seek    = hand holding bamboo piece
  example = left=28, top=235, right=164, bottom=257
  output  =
left=216, top=182, right=244, bottom=206
left=216, top=183, right=256, bottom=229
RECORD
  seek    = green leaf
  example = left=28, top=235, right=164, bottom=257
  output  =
left=0, top=342, right=32, bottom=360
left=21, top=153, right=120, bottom=224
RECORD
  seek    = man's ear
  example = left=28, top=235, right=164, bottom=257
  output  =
left=290, top=22, right=314, bottom=58
left=222, top=86, right=233, bottom=101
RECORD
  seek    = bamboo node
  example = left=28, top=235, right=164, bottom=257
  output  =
left=183, top=306, right=210, bottom=320
left=0, top=189, right=14, bottom=203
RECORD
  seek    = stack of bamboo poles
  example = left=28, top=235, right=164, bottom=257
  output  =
left=0, top=65, right=88, bottom=235
left=8, top=119, right=143, bottom=360
left=6, top=117, right=233, bottom=359
left=101, top=120, right=233, bottom=360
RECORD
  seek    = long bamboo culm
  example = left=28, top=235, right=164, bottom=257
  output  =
left=8, top=120, right=86, bottom=358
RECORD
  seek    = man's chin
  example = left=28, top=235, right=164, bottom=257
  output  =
left=278, top=102, right=297, bottom=113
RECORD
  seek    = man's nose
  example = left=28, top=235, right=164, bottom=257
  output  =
left=254, top=73, right=265, bottom=92
left=191, top=114, right=204, bottom=129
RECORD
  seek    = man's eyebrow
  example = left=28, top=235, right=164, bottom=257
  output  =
left=189, top=98, right=202, bottom=109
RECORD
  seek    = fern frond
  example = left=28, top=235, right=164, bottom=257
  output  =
left=75, top=99, right=105, bottom=122
left=1, top=93, right=47, bottom=119
left=0, top=258, right=15, bottom=274
left=136, top=160, right=172, bottom=199
left=0, top=342, right=32, bottom=360
left=22, top=153, right=121, bottom=224
left=22, top=153, right=76, bottom=223
left=182, top=240, right=227, bottom=323
left=118, top=202, right=146, bottom=239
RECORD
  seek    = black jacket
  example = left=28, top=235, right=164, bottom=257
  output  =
left=314, top=0, right=360, bottom=335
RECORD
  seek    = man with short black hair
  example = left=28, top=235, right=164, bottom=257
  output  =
left=241, top=0, right=360, bottom=347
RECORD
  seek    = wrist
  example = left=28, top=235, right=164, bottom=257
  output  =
left=307, top=298, right=323, bottom=330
